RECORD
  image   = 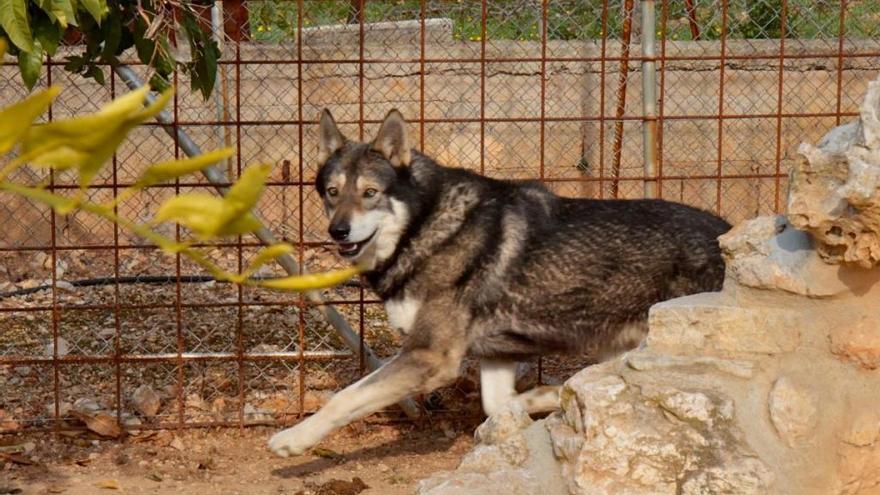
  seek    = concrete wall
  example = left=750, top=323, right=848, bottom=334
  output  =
left=2, top=19, right=878, bottom=249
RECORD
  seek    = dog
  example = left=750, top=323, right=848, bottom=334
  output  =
left=268, top=109, right=731, bottom=457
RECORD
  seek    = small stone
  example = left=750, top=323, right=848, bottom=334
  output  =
left=830, top=317, right=880, bottom=370
left=842, top=411, right=880, bottom=447
left=769, top=377, right=818, bottom=446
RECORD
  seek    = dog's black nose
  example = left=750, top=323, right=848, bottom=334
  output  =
left=329, top=223, right=350, bottom=241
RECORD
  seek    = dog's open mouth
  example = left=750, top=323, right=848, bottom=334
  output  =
left=336, top=232, right=376, bottom=258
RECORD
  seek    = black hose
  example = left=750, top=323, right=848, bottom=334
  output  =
left=0, top=275, right=364, bottom=300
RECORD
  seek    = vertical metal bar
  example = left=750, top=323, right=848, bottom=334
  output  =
left=539, top=0, right=547, bottom=182
left=835, top=0, right=847, bottom=126
left=357, top=0, right=366, bottom=375
left=110, top=68, right=122, bottom=428
left=773, top=0, right=787, bottom=213
left=598, top=0, right=609, bottom=199
left=657, top=0, right=668, bottom=199
left=684, top=0, right=700, bottom=39
left=480, top=0, right=487, bottom=175
left=234, top=22, right=245, bottom=429
left=611, top=0, right=636, bottom=198
left=296, top=0, right=306, bottom=419
left=173, top=67, right=185, bottom=429
left=715, top=0, right=728, bottom=214
left=641, top=0, right=657, bottom=199
left=419, top=0, right=426, bottom=150
left=46, top=54, right=60, bottom=435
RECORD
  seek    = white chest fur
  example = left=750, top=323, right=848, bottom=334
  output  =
left=384, top=297, right=421, bottom=335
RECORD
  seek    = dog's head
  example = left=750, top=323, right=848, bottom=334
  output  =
left=314, top=109, right=413, bottom=269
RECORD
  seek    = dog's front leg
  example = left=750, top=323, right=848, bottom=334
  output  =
left=268, top=347, right=460, bottom=457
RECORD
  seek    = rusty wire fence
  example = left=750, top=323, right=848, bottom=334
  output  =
left=1, top=0, right=879, bottom=434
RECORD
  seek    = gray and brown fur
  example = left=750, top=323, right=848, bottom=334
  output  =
left=268, top=109, right=731, bottom=457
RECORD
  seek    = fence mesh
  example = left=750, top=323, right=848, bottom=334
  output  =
left=1, top=0, right=879, bottom=433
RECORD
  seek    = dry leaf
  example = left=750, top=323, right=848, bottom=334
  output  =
left=311, top=447, right=342, bottom=460
left=70, top=411, right=124, bottom=438
left=95, top=479, right=120, bottom=490
left=0, top=452, right=32, bottom=465
left=131, top=385, right=161, bottom=417
left=46, top=485, right=66, bottom=493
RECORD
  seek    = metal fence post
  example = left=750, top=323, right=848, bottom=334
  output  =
left=641, top=0, right=658, bottom=199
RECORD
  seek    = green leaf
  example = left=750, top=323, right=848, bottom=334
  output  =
left=135, top=148, right=235, bottom=188
left=33, top=14, right=62, bottom=56
left=255, top=266, right=362, bottom=292
left=0, top=0, right=34, bottom=52
left=79, top=0, right=108, bottom=24
left=98, top=7, right=121, bottom=61
left=18, top=41, right=44, bottom=90
left=0, top=85, right=59, bottom=153
left=83, top=64, right=105, bottom=85
left=35, top=0, right=77, bottom=28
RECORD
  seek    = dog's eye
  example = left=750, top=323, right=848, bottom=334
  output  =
left=363, top=188, right=378, bottom=199
left=327, top=187, right=339, bottom=197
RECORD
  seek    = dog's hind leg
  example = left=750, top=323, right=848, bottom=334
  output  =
left=268, top=347, right=461, bottom=457
left=480, top=359, right=517, bottom=416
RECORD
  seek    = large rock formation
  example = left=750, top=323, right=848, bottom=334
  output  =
left=419, top=74, right=880, bottom=494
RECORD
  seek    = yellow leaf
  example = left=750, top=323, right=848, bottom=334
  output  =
left=241, top=243, right=294, bottom=278
left=225, top=163, right=272, bottom=215
left=94, top=479, right=120, bottom=490
left=0, top=182, right=76, bottom=212
left=214, top=212, right=262, bottom=238
left=135, top=148, right=235, bottom=188
left=154, top=194, right=226, bottom=238
left=0, top=85, right=59, bottom=154
left=27, top=145, right=89, bottom=170
left=255, top=266, right=361, bottom=292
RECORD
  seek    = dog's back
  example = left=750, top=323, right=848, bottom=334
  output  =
left=398, top=169, right=732, bottom=361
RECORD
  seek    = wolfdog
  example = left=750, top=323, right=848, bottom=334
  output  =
left=268, top=109, right=731, bottom=457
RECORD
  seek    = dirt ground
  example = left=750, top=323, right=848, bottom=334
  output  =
left=0, top=417, right=479, bottom=495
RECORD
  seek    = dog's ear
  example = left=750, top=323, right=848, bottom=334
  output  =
left=372, top=109, right=411, bottom=167
left=318, top=109, right=345, bottom=163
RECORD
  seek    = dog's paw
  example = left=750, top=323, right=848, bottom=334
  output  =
left=267, top=427, right=314, bottom=458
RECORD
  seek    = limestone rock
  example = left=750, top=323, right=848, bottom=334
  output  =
left=647, top=291, right=799, bottom=357
left=718, top=215, right=877, bottom=296
left=788, top=74, right=880, bottom=269
left=830, top=317, right=880, bottom=370
left=547, top=366, right=771, bottom=495
left=768, top=377, right=818, bottom=447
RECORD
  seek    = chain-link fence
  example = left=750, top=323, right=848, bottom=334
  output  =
left=1, top=0, right=878, bottom=434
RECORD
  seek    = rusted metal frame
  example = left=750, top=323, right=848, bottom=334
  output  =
left=536, top=0, right=549, bottom=386
left=683, top=0, right=700, bottom=39
left=773, top=0, right=788, bottom=212
left=235, top=29, right=246, bottom=428
left=657, top=0, right=669, bottom=198
left=110, top=68, right=123, bottom=429
left=598, top=0, right=610, bottom=199
left=46, top=55, right=61, bottom=436
left=835, top=0, right=847, bottom=125
left=172, top=69, right=186, bottom=429
left=357, top=0, right=366, bottom=378
left=0, top=239, right=341, bottom=252
left=297, top=0, right=307, bottom=420
left=0, top=298, right=386, bottom=314
left=0, top=351, right=354, bottom=366
left=610, top=0, right=636, bottom=198
left=715, top=0, right=728, bottom=214
left=16, top=51, right=880, bottom=67
left=141, top=110, right=864, bottom=127
left=112, top=66, right=422, bottom=419
left=480, top=0, right=487, bottom=175
left=641, top=0, right=658, bottom=198
left=419, top=0, right=426, bottom=150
